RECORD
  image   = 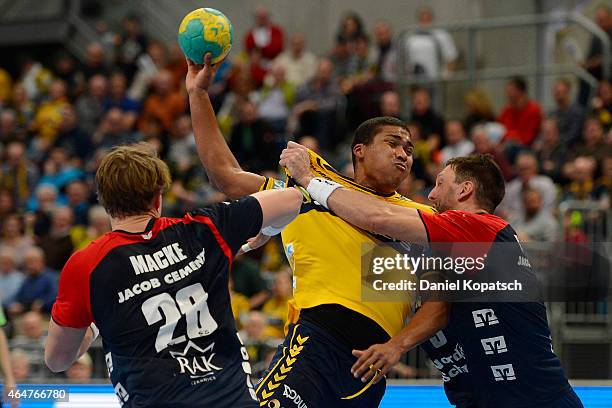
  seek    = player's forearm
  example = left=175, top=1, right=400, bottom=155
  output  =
left=188, top=89, right=251, bottom=196
left=0, top=329, right=15, bottom=384
left=392, top=301, right=450, bottom=353
left=326, top=188, right=427, bottom=243
left=76, top=327, right=95, bottom=360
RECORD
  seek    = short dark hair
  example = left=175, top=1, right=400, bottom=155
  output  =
left=351, top=116, right=409, bottom=169
left=446, top=154, right=505, bottom=213
left=508, top=76, right=527, bottom=93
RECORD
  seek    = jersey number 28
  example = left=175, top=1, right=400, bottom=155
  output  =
left=141, top=283, right=218, bottom=352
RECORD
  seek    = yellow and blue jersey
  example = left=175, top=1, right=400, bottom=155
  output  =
left=260, top=149, right=436, bottom=337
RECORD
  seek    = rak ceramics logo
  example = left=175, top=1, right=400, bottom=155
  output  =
left=169, top=340, right=223, bottom=385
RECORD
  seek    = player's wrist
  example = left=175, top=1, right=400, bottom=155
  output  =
left=306, top=177, right=342, bottom=209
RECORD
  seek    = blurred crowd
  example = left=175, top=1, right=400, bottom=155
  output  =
left=0, top=4, right=610, bottom=382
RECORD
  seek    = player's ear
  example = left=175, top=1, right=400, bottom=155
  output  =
left=457, top=180, right=475, bottom=202
left=353, top=143, right=365, bottom=161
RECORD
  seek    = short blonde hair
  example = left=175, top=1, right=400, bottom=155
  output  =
left=96, top=144, right=171, bottom=218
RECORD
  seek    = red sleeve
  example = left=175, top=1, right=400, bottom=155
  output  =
left=417, top=210, right=506, bottom=243
left=51, top=251, right=93, bottom=328
left=245, top=31, right=255, bottom=52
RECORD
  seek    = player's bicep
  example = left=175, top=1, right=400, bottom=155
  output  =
left=206, top=167, right=265, bottom=198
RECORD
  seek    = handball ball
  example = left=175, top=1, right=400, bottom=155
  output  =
left=178, top=8, right=233, bottom=64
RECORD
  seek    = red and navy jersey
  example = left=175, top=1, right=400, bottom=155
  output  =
left=418, top=210, right=573, bottom=408
left=52, top=197, right=263, bottom=407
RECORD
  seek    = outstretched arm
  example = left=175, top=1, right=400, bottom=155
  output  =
left=350, top=301, right=449, bottom=382
left=187, top=55, right=264, bottom=198
left=279, top=142, right=428, bottom=243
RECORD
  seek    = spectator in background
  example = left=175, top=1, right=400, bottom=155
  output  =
left=561, top=156, right=609, bottom=207
left=9, top=311, right=47, bottom=378
left=232, top=256, right=269, bottom=310
left=65, top=353, right=93, bottom=382
left=82, top=42, right=109, bottom=81
left=0, top=214, right=34, bottom=266
left=533, top=118, right=567, bottom=183
left=273, top=33, right=317, bottom=87
left=26, top=184, right=61, bottom=237
left=10, top=84, right=35, bottom=128
left=498, top=76, right=543, bottom=147
left=511, top=188, right=560, bottom=242
left=75, top=74, right=108, bottom=136
left=379, top=90, right=402, bottom=119
left=10, top=349, right=30, bottom=383
left=401, top=6, right=458, bottom=79
left=36, top=147, right=84, bottom=194
left=9, top=247, right=57, bottom=316
left=498, top=151, right=557, bottom=221
left=139, top=70, right=186, bottom=134
left=239, top=311, right=277, bottom=376
left=115, top=14, right=148, bottom=82
left=0, top=189, right=16, bottom=226
left=293, top=58, right=343, bottom=149
left=0, top=109, right=26, bottom=144
left=70, top=205, right=110, bottom=251
left=329, top=35, right=352, bottom=80
left=53, top=105, right=93, bottom=164
left=65, top=180, right=91, bottom=226
left=245, top=6, right=284, bottom=61
left=440, top=120, right=474, bottom=163
left=578, top=5, right=612, bottom=106
left=32, top=79, right=70, bottom=149
left=336, top=12, right=366, bottom=51
left=0, top=306, right=17, bottom=406
left=95, top=108, right=142, bottom=150
left=571, top=116, right=612, bottom=164
left=410, top=87, right=445, bottom=148
left=372, top=21, right=397, bottom=83
left=167, top=114, right=196, bottom=172
left=52, top=52, right=84, bottom=98
left=37, top=206, right=74, bottom=272
left=549, top=78, right=584, bottom=145
left=600, top=155, right=612, bottom=193
left=463, top=88, right=496, bottom=132
left=0, top=141, right=39, bottom=207
left=128, top=41, right=170, bottom=102
left=229, top=101, right=276, bottom=173
left=253, top=64, right=295, bottom=133
left=262, top=270, right=291, bottom=339
left=0, top=250, right=23, bottom=308
left=0, top=67, right=11, bottom=108
left=103, top=72, right=140, bottom=130
left=591, top=79, right=612, bottom=132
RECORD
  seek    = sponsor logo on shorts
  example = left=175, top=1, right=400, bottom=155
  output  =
left=491, top=364, right=517, bottom=381
left=481, top=336, right=508, bottom=355
left=283, top=385, right=307, bottom=408
left=429, top=330, right=448, bottom=348
left=472, top=308, right=499, bottom=328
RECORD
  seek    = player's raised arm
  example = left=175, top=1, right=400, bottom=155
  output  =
left=279, top=142, right=428, bottom=243
left=186, top=54, right=265, bottom=198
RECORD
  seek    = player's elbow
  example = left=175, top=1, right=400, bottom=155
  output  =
left=44, top=349, right=72, bottom=373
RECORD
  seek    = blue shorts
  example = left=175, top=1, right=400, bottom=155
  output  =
left=256, top=320, right=386, bottom=408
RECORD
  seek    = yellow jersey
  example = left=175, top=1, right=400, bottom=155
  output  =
left=260, top=149, right=436, bottom=337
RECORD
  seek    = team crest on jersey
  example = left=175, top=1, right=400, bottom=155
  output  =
left=285, top=242, right=295, bottom=272
left=169, top=341, right=222, bottom=384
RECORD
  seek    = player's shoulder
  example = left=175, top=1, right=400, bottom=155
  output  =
left=439, top=210, right=508, bottom=229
